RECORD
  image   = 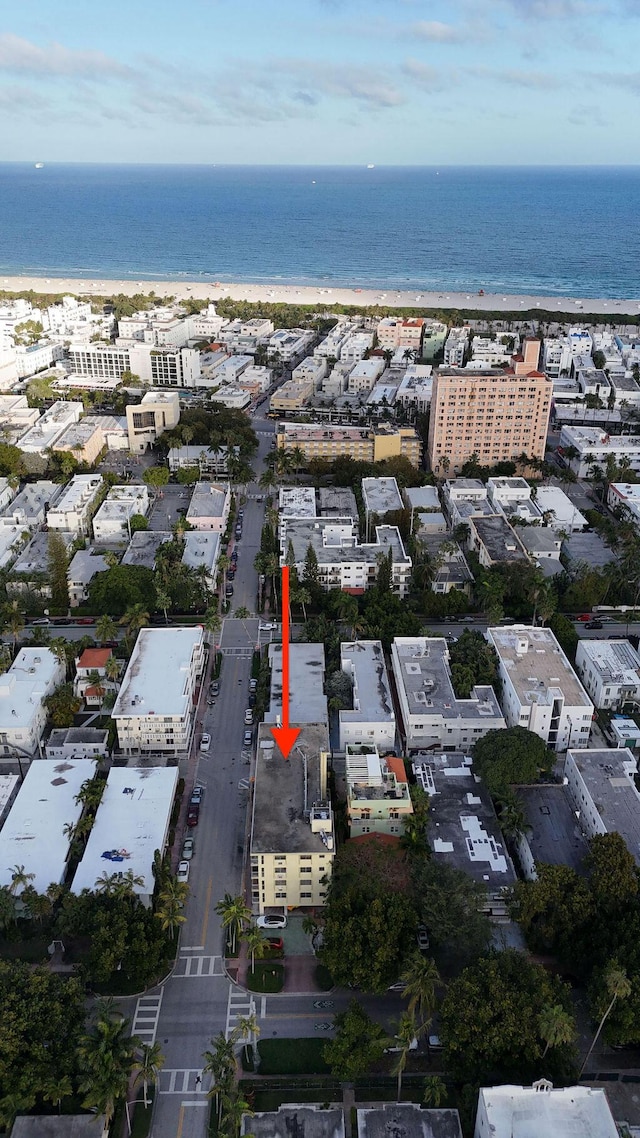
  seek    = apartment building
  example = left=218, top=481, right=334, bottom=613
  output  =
left=377, top=317, right=426, bottom=352
left=126, top=390, right=180, bottom=452
left=339, top=640, right=396, bottom=751
left=52, top=418, right=106, bottom=466
left=362, top=476, right=403, bottom=523
left=281, top=517, right=412, bottom=597
left=395, top=366, right=433, bottom=414
left=340, top=331, right=374, bottom=363
left=575, top=638, right=640, bottom=710
left=168, top=444, right=239, bottom=477
left=269, top=378, right=315, bottom=413
left=347, top=358, right=386, bottom=395
left=0, top=394, right=40, bottom=441
left=276, top=422, right=422, bottom=467
left=427, top=342, right=552, bottom=475
left=8, top=530, right=74, bottom=599
left=265, top=643, right=328, bottom=727
left=68, top=342, right=201, bottom=388
left=250, top=723, right=334, bottom=914
left=564, top=748, right=640, bottom=865
left=346, top=746, right=412, bottom=837
left=487, top=626, right=594, bottom=752
left=0, top=648, right=66, bottom=759
left=186, top=481, right=231, bottom=532
left=467, top=515, right=530, bottom=568
left=112, top=627, right=204, bottom=754
left=92, top=485, right=149, bottom=542
left=46, top=474, right=103, bottom=536
left=267, top=329, right=315, bottom=364
left=560, top=425, right=640, bottom=479
left=443, top=327, right=470, bottom=366
left=3, top=480, right=62, bottom=529
left=67, top=549, right=109, bottom=607
left=74, top=647, right=117, bottom=704
left=474, top=1083, right=619, bottom=1138
left=391, top=637, right=505, bottom=752
left=19, top=401, right=83, bottom=454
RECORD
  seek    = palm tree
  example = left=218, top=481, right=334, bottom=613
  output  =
left=41, top=1074, right=72, bottom=1114
left=133, top=1041, right=165, bottom=1107
left=75, top=777, right=105, bottom=812
left=6, top=601, right=24, bottom=652
left=422, top=1075, right=447, bottom=1108
left=291, top=583, right=310, bottom=622
left=392, top=1011, right=418, bottom=1101
left=8, top=864, right=35, bottom=897
left=400, top=953, right=440, bottom=1025
left=120, top=603, right=150, bottom=638
left=78, top=1008, right=139, bottom=1131
left=203, top=608, right=222, bottom=637
left=538, top=1003, right=575, bottom=1059
left=242, top=924, right=268, bottom=972
left=86, top=668, right=106, bottom=708
left=96, top=614, right=118, bottom=644
left=105, top=653, right=121, bottom=689
left=233, top=1009, right=260, bottom=1068
left=49, top=636, right=70, bottom=677
left=155, top=892, right=187, bottom=939
left=220, top=1089, right=254, bottom=1138
left=215, top=892, right=252, bottom=954
left=155, top=584, right=171, bottom=624
left=0, top=886, right=15, bottom=931
left=580, top=963, right=632, bottom=1075
left=203, top=1033, right=236, bottom=1122
left=0, top=1091, right=35, bottom=1131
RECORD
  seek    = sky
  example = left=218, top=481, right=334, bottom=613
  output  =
left=2, top=0, right=640, bottom=164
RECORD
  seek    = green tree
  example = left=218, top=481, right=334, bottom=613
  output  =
left=133, top=1041, right=165, bottom=1108
left=392, top=1011, right=418, bottom=1100
left=143, top=465, right=170, bottom=488
left=95, top=613, right=118, bottom=643
left=242, top=924, right=268, bottom=972
left=129, top=513, right=149, bottom=532
left=581, top=963, right=632, bottom=1073
left=203, top=1032, right=236, bottom=1124
left=400, top=952, right=440, bottom=1025
left=47, top=531, right=70, bottom=611
left=121, top=602, right=151, bottom=638
left=472, top=726, right=552, bottom=797
left=509, top=862, right=594, bottom=961
left=78, top=1005, right=139, bottom=1130
left=323, top=1000, right=388, bottom=1079
left=89, top=565, right=157, bottom=617
left=423, top=1075, right=447, bottom=1108
left=45, top=682, right=82, bottom=728
left=585, top=832, right=639, bottom=914
left=215, top=893, right=252, bottom=954
left=302, top=543, right=320, bottom=588
left=539, top=1004, right=576, bottom=1059
left=8, top=864, right=35, bottom=896
left=412, top=860, right=491, bottom=972
left=376, top=549, right=393, bottom=594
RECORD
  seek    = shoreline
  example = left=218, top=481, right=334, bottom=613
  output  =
left=2, top=273, right=640, bottom=317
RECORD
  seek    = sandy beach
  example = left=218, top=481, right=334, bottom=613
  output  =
left=1, top=274, right=640, bottom=317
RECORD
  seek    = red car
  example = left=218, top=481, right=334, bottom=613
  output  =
left=576, top=614, right=592, bottom=622
left=266, top=936, right=284, bottom=951
left=186, top=806, right=200, bottom=827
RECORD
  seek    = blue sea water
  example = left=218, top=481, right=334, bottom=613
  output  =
left=0, top=163, right=638, bottom=299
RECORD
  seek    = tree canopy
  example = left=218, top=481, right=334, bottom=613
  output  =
left=473, top=726, right=552, bottom=796
left=88, top=565, right=157, bottom=617
left=323, top=1000, right=388, bottom=1079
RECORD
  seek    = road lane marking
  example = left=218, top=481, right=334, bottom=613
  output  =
left=261, top=996, right=266, bottom=1019
left=131, top=991, right=163, bottom=1044
left=159, top=1069, right=209, bottom=1095
left=176, top=955, right=224, bottom=978
left=176, top=1104, right=184, bottom=1138
left=200, top=876, right=213, bottom=946
left=181, top=945, right=205, bottom=951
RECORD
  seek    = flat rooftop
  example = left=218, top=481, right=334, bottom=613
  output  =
left=568, top=748, right=640, bottom=864
left=12, top=530, right=74, bottom=575
left=563, top=531, right=616, bottom=569
left=187, top=481, right=228, bottom=520
left=488, top=626, right=592, bottom=708
left=47, top=727, right=109, bottom=748
left=413, top=752, right=515, bottom=888
left=519, top=784, right=590, bottom=873
left=243, top=1105, right=344, bottom=1138
left=279, top=423, right=373, bottom=443
left=519, top=529, right=562, bottom=555
left=48, top=474, right=102, bottom=513
left=477, top=1083, right=618, bottom=1138
left=251, top=723, right=332, bottom=855
left=182, top=530, right=220, bottom=573
left=357, top=1104, right=463, bottom=1138
left=340, top=641, right=395, bottom=731
left=393, top=637, right=503, bottom=724
left=362, top=477, right=403, bottom=516
left=471, top=515, right=528, bottom=562
left=265, top=643, right=327, bottom=726
left=67, top=549, right=109, bottom=584
left=318, top=487, right=358, bottom=517
left=122, top=531, right=171, bottom=569
left=578, top=638, right=640, bottom=684
left=534, top=486, right=587, bottom=529
left=278, top=487, right=317, bottom=518
left=0, top=759, right=97, bottom=893
left=404, top=485, right=440, bottom=511
left=7, top=481, right=62, bottom=519
left=283, top=518, right=410, bottom=567
left=0, top=648, right=62, bottom=733
left=72, top=766, right=178, bottom=897
left=112, top=627, right=203, bottom=719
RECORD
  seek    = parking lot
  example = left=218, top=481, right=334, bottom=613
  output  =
left=147, top=484, right=193, bottom=531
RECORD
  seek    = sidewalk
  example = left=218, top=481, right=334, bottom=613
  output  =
left=226, top=949, right=323, bottom=995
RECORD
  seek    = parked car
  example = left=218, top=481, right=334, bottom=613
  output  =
left=243, top=729, right=253, bottom=747
left=182, top=837, right=195, bottom=860
left=244, top=709, right=253, bottom=725
left=248, top=693, right=256, bottom=707
left=266, top=936, right=284, bottom=951
left=428, top=1034, right=443, bottom=1051
left=191, top=784, right=204, bottom=803
left=417, top=925, right=430, bottom=952
left=210, top=680, right=220, bottom=697
left=225, top=585, right=234, bottom=597
left=186, top=806, right=199, bottom=827
left=249, top=678, right=258, bottom=693
left=385, top=1036, right=418, bottom=1054
left=200, top=733, right=211, bottom=752
left=31, top=617, right=51, bottom=626
left=235, top=528, right=242, bottom=540
left=259, top=621, right=277, bottom=632
left=257, top=913, right=287, bottom=929
left=585, top=620, right=603, bottom=630
left=577, top=613, right=592, bottom=622
left=177, top=861, right=190, bottom=883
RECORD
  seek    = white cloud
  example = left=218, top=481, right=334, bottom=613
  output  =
left=0, top=33, right=132, bottom=80
left=410, top=20, right=469, bottom=43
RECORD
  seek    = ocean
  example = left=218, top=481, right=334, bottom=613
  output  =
left=0, top=163, right=639, bottom=299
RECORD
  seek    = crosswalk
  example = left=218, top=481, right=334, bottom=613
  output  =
left=225, top=987, right=257, bottom=1039
left=131, top=990, right=164, bottom=1045
left=175, top=954, right=225, bottom=978
left=159, top=1068, right=210, bottom=1096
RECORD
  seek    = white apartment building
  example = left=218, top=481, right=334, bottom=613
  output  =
left=264, top=643, right=328, bottom=727
left=250, top=723, right=334, bottom=913
left=67, top=549, right=109, bottom=606
left=190, top=304, right=226, bottom=340
left=182, top=530, right=220, bottom=590
left=487, top=626, right=594, bottom=752
left=126, top=390, right=180, bottom=452
left=0, top=394, right=40, bottom=440
left=15, top=341, right=61, bottom=378
left=474, top=1082, right=618, bottom=1138
left=68, top=341, right=201, bottom=388
left=340, top=331, right=374, bottom=363
left=443, top=327, right=470, bottom=366
left=18, top=401, right=83, bottom=454
left=608, top=482, right=640, bottom=527
left=390, top=637, right=505, bottom=752
left=575, top=638, right=640, bottom=710
left=0, top=648, right=66, bottom=759
left=112, top=627, right=205, bottom=755
left=268, top=329, right=315, bottom=364
left=314, top=324, right=351, bottom=360
left=347, top=357, right=385, bottom=395
left=91, top=484, right=149, bottom=542
left=45, top=726, right=109, bottom=761
left=47, top=474, right=103, bottom=536
left=486, top=476, right=532, bottom=508
left=292, top=356, right=327, bottom=386
left=362, top=476, right=404, bottom=521
left=168, top=444, right=239, bottom=477
left=534, top=485, right=587, bottom=532
left=470, top=337, right=516, bottom=366
left=339, top=640, right=396, bottom=751
left=0, top=477, right=17, bottom=515
left=543, top=337, right=574, bottom=378
left=280, top=517, right=412, bottom=597
left=395, top=366, right=433, bottom=413
left=186, top=481, right=231, bottom=532
left=117, top=312, right=192, bottom=347
left=564, top=748, right=640, bottom=865
left=5, top=480, right=63, bottom=529
left=560, top=425, right=640, bottom=478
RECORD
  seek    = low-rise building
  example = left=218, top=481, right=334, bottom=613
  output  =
left=292, top=356, right=327, bottom=386
left=45, top=726, right=109, bottom=761
left=278, top=487, right=317, bottom=521
left=168, top=444, right=239, bottom=477
left=268, top=328, right=315, bottom=365
left=347, top=358, right=385, bottom=394
left=280, top=517, right=412, bottom=597
left=244, top=1105, right=344, bottom=1138
left=560, top=425, right=640, bottom=479
left=443, top=327, right=470, bottom=366
left=395, top=366, right=433, bottom=413
left=413, top=751, right=516, bottom=908
left=468, top=515, right=529, bottom=567
left=318, top=487, right=358, bottom=517
left=565, top=748, right=640, bottom=863
left=340, top=331, right=374, bottom=363
left=377, top=316, right=426, bottom=352
left=0, top=758, right=97, bottom=895
left=91, top=484, right=149, bottom=543
left=391, top=637, right=505, bottom=753
left=182, top=530, right=220, bottom=589
left=186, top=481, right=231, bottom=532
left=47, top=474, right=103, bottom=535
left=250, top=723, right=334, bottom=913
left=52, top=417, right=105, bottom=465
left=608, top=481, right=640, bottom=528
left=74, top=647, right=117, bottom=704
left=72, top=766, right=179, bottom=906
left=418, top=534, right=474, bottom=595
left=67, top=549, right=109, bottom=606
left=534, top=485, right=587, bottom=532
left=474, top=1081, right=619, bottom=1138
left=518, top=527, right=563, bottom=570
left=339, top=640, right=396, bottom=751
left=0, top=394, right=40, bottom=440
left=487, top=626, right=594, bottom=752
left=0, top=648, right=66, bottom=759
left=126, top=390, right=180, bottom=453
left=276, top=422, right=422, bottom=468
left=265, top=644, right=328, bottom=727
left=359, top=1103, right=462, bottom=1138
left=346, top=746, right=411, bottom=837
left=121, top=530, right=173, bottom=571
left=362, top=476, right=403, bottom=522
left=112, top=627, right=205, bottom=755
left=4, top=480, right=62, bottom=529
left=575, top=638, right=640, bottom=710
left=270, top=378, right=315, bottom=413
left=18, top=401, right=83, bottom=454
left=8, top=530, right=74, bottom=598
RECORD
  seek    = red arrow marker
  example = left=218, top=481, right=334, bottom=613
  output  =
left=270, top=565, right=301, bottom=760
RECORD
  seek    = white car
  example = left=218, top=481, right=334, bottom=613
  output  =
left=385, top=1036, right=418, bottom=1054
left=259, top=621, right=278, bottom=632
left=256, top=913, right=287, bottom=929
left=200, top=733, right=211, bottom=752
left=177, top=861, right=190, bottom=883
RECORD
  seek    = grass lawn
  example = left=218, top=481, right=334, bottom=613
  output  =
left=256, top=1038, right=331, bottom=1075
left=246, top=962, right=284, bottom=993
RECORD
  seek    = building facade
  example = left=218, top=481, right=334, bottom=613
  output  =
left=112, top=627, right=204, bottom=754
